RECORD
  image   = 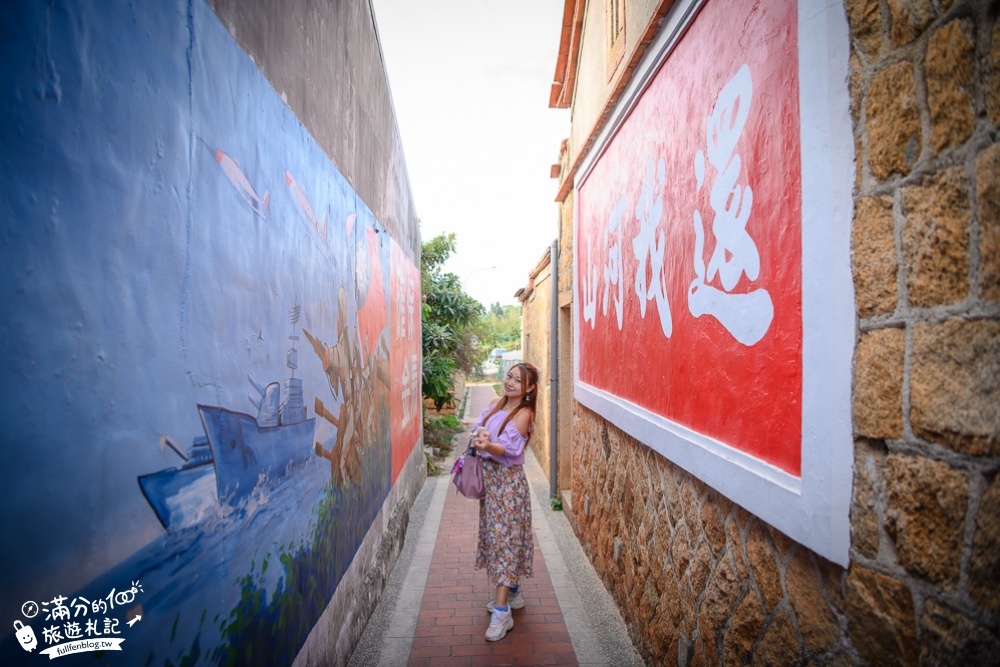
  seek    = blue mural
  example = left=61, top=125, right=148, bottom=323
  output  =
left=0, top=1, right=413, bottom=664
left=137, top=305, right=317, bottom=530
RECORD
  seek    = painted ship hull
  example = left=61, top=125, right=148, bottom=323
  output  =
left=138, top=461, right=217, bottom=530
left=139, top=308, right=314, bottom=529
left=198, top=405, right=315, bottom=502
left=137, top=437, right=217, bottom=530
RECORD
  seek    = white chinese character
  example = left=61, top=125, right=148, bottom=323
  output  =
left=401, top=354, right=414, bottom=426
left=392, top=265, right=401, bottom=337
left=409, top=354, right=420, bottom=419
left=631, top=156, right=672, bottom=338
left=42, top=626, right=63, bottom=645
left=689, top=64, right=773, bottom=346
left=407, top=277, right=416, bottom=334
left=45, top=595, right=70, bottom=622
left=393, top=269, right=417, bottom=346
left=602, top=196, right=626, bottom=330
left=71, top=597, right=90, bottom=618
left=580, top=247, right=598, bottom=329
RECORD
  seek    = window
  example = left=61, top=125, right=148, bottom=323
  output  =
left=607, top=0, right=626, bottom=78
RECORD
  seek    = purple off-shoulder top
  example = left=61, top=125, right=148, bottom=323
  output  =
left=474, top=405, right=529, bottom=467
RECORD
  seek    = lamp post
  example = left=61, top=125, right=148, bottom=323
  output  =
left=462, top=265, right=496, bottom=288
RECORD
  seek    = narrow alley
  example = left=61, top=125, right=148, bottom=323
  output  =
left=347, top=384, right=644, bottom=667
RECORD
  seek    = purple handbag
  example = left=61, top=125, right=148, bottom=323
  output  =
left=451, top=442, right=485, bottom=500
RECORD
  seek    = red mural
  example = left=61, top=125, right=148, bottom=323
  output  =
left=358, top=226, right=389, bottom=364
left=389, top=240, right=421, bottom=483
left=576, top=0, right=802, bottom=474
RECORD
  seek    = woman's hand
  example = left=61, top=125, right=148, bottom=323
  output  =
left=473, top=428, right=490, bottom=452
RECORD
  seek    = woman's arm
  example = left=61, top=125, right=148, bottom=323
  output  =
left=512, top=409, right=534, bottom=437
left=477, top=439, right=504, bottom=458
left=474, top=429, right=503, bottom=457
left=473, top=409, right=534, bottom=458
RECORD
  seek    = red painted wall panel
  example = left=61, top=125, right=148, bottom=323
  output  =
left=390, top=239, right=422, bottom=483
left=577, top=0, right=802, bottom=474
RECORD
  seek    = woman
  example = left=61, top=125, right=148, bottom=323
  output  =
left=471, top=362, right=539, bottom=642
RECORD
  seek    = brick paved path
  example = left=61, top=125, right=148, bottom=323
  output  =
left=347, top=383, right=642, bottom=667
left=406, top=383, right=578, bottom=666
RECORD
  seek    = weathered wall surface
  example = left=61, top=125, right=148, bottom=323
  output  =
left=0, top=1, right=422, bottom=665
left=554, top=0, right=999, bottom=664
left=521, top=257, right=555, bottom=478
left=206, top=0, right=418, bottom=261
left=557, top=195, right=576, bottom=495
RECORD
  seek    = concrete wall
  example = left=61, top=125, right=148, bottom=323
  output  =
left=546, top=0, right=1000, bottom=664
left=0, top=1, right=422, bottom=665
left=206, top=0, right=419, bottom=258
left=519, top=253, right=555, bottom=481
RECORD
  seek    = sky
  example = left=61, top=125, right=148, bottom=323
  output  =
left=371, top=0, right=570, bottom=308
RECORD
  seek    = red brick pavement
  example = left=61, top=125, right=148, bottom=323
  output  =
left=407, top=479, right=579, bottom=667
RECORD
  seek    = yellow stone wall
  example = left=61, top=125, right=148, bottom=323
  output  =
left=520, top=258, right=554, bottom=481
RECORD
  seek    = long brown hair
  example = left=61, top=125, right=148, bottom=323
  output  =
left=480, top=362, right=540, bottom=443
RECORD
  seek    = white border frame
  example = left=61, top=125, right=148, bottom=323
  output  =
left=573, top=0, right=854, bottom=566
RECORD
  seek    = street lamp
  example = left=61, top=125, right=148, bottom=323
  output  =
left=462, top=265, right=496, bottom=286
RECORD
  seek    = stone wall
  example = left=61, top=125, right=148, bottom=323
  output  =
left=564, top=0, right=1000, bottom=664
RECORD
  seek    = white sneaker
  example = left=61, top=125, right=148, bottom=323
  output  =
left=486, top=588, right=525, bottom=612
left=485, top=607, right=513, bottom=641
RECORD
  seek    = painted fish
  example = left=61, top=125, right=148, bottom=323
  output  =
left=215, top=149, right=270, bottom=219
left=286, top=170, right=327, bottom=240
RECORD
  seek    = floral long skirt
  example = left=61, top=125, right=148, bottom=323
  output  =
left=475, top=458, right=533, bottom=588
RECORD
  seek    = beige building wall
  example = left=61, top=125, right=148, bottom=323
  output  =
left=554, top=0, right=675, bottom=202
left=520, top=200, right=576, bottom=500
left=518, top=251, right=555, bottom=483
left=557, top=195, right=576, bottom=498
left=543, top=0, right=1000, bottom=664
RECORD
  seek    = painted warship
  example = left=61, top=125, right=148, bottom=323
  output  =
left=139, top=306, right=316, bottom=530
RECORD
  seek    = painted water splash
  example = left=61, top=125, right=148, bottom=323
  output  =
left=0, top=405, right=391, bottom=666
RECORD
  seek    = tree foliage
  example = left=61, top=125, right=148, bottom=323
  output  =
left=421, top=233, right=485, bottom=410
left=481, top=302, right=521, bottom=351
left=462, top=302, right=522, bottom=381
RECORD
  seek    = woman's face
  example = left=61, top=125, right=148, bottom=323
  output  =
left=503, top=367, right=534, bottom=401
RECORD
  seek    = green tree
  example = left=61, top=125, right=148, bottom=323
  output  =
left=483, top=302, right=521, bottom=350
left=421, top=233, right=485, bottom=410
left=471, top=303, right=521, bottom=380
